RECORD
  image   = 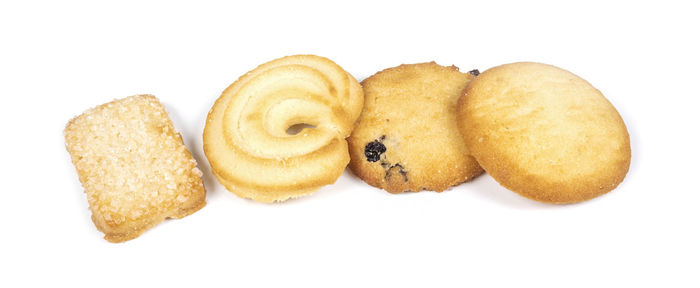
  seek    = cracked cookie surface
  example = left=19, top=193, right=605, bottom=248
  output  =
left=348, top=62, right=483, bottom=193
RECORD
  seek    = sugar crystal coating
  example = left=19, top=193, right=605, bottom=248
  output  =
left=64, top=94, right=206, bottom=242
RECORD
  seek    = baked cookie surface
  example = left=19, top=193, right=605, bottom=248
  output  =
left=203, top=55, right=363, bottom=202
left=348, top=62, right=483, bottom=193
left=457, top=62, right=631, bottom=204
left=65, top=95, right=206, bottom=242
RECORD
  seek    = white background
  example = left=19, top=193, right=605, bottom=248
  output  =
left=1, top=0, right=698, bottom=287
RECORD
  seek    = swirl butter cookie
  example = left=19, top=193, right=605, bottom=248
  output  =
left=457, top=62, right=631, bottom=204
left=203, top=55, right=363, bottom=202
left=348, top=63, right=483, bottom=193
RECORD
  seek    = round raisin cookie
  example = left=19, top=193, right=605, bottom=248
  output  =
left=348, top=62, right=483, bottom=193
left=456, top=62, right=631, bottom=204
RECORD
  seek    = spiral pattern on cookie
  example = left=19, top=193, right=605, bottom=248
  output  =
left=204, top=55, right=363, bottom=202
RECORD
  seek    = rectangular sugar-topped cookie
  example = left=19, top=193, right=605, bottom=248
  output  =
left=64, top=95, right=206, bottom=242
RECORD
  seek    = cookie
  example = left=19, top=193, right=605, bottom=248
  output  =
left=64, top=95, right=206, bottom=242
left=203, top=55, right=364, bottom=202
left=456, top=62, right=631, bottom=204
left=348, top=62, right=483, bottom=193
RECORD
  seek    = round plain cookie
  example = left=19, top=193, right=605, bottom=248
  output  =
left=348, top=62, right=483, bottom=193
left=456, top=62, right=631, bottom=204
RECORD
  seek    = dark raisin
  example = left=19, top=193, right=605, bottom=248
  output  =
left=469, top=69, right=480, bottom=76
left=380, top=161, right=390, bottom=168
left=398, top=168, right=408, bottom=181
left=385, top=163, right=408, bottom=182
left=364, top=139, right=386, bottom=162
